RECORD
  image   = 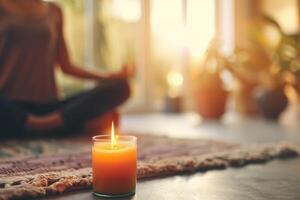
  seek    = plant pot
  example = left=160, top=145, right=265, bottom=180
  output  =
left=164, top=96, right=183, bottom=113
left=197, top=87, right=227, bottom=119
left=253, top=86, right=288, bottom=120
left=196, top=73, right=228, bottom=119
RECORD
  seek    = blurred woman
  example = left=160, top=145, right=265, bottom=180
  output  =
left=0, top=0, right=131, bottom=137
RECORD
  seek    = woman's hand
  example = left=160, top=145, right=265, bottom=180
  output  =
left=105, top=64, right=135, bottom=81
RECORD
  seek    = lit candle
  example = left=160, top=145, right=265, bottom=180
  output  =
left=92, top=122, right=137, bottom=198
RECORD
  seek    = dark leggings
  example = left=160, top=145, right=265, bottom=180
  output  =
left=0, top=79, right=130, bottom=138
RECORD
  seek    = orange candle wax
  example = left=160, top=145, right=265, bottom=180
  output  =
left=92, top=125, right=137, bottom=198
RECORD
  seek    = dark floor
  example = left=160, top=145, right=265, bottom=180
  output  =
left=42, top=112, right=300, bottom=200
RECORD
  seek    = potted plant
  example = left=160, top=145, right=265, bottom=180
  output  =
left=224, top=15, right=290, bottom=119
left=195, top=40, right=228, bottom=119
left=253, top=82, right=288, bottom=120
left=224, top=42, right=273, bottom=116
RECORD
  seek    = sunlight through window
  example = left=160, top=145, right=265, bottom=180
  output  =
left=151, top=0, right=215, bottom=59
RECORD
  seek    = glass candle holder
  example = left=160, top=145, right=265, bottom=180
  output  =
left=92, top=135, right=137, bottom=198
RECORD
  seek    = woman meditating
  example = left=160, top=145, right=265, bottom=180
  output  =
left=0, top=0, right=131, bottom=137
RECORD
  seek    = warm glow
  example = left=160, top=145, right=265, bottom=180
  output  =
left=167, top=71, right=183, bottom=88
left=167, top=71, right=184, bottom=97
left=111, top=122, right=117, bottom=148
left=151, top=0, right=215, bottom=58
left=111, top=0, right=141, bottom=22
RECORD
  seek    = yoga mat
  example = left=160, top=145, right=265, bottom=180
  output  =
left=0, top=134, right=299, bottom=200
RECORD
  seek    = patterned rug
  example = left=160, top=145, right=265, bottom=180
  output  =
left=0, top=134, right=299, bottom=200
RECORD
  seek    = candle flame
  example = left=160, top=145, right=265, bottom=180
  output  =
left=111, top=121, right=117, bottom=148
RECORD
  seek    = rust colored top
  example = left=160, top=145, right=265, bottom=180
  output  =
left=0, top=3, right=62, bottom=103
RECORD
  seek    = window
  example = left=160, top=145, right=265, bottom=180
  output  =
left=47, top=0, right=219, bottom=112
left=149, top=0, right=216, bottom=110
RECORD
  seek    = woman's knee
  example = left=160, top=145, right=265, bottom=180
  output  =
left=93, top=78, right=131, bottom=103
left=112, top=78, right=131, bottom=102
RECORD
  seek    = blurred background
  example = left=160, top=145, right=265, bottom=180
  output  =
left=48, top=0, right=300, bottom=123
